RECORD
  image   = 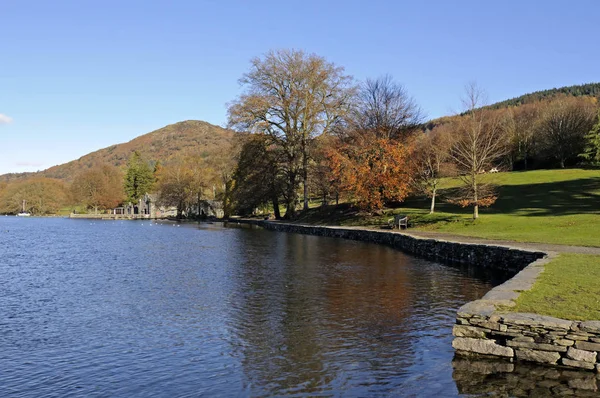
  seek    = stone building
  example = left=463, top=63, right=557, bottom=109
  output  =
left=112, top=195, right=222, bottom=219
left=189, top=199, right=224, bottom=218
left=112, top=194, right=176, bottom=218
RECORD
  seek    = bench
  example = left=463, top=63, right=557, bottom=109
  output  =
left=388, top=214, right=409, bottom=229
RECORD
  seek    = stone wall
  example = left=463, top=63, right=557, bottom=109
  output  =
left=69, top=213, right=154, bottom=220
left=454, top=255, right=600, bottom=372
left=235, top=220, right=544, bottom=274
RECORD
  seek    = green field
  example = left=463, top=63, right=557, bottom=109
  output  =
left=299, top=168, right=600, bottom=247
left=511, top=253, right=600, bottom=321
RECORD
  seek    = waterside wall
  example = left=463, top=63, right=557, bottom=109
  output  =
left=69, top=213, right=156, bottom=220
left=235, top=220, right=544, bottom=273
left=454, top=254, right=600, bottom=373
left=236, top=220, right=600, bottom=373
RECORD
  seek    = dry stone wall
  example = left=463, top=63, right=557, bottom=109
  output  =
left=235, top=220, right=544, bottom=273
left=454, top=254, right=600, bottom=372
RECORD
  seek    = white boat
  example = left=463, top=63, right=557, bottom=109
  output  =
left=17, top=200, right=31, bottom=217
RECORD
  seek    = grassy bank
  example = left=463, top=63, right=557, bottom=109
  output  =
left=511, top=254, right=600, bottom=321
left=298, top=168, right=600, bottom=247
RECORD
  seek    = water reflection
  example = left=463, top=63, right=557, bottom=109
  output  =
left=225, top=226, right=497, bottom=396
left=1, top=218, right=532, bottom=396
left=453, top=357, right=599, bottom=396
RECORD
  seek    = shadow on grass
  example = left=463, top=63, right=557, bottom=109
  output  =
left=486, top=177, right=600, bottom=216
left=407, top=177, right=600, bottom=218
left=296, top=176, right=600, bottom=228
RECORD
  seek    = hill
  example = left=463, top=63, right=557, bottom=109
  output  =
left=488, top=82, right=600, bottom=109
left=0, top=120, right=235, bottom=182
left=423, top=82, right=600, bottom=130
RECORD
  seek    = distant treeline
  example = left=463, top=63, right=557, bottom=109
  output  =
left=489, top=82, right=600, bottom=109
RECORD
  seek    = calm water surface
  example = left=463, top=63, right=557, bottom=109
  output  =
left=1, top=217, right=502, bottom=397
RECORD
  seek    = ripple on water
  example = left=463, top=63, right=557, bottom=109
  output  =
left=0, top=218, right=500, bottom=397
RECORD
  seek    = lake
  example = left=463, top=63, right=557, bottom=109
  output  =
left=0, top=217, right=504, bottom=397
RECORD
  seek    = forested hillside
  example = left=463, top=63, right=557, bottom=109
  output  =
left=489, top=82, right=600, bottom=109
left=0, top=120, right=234, bottom=183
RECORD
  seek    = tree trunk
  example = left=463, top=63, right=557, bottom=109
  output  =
left=303, top=180, right=309, bottom=211
left=197, top=191, right=201, bottom=219
left=303, top=154, right=309, bottom=211
left=177, top=201, right=183, bottom=219
left=300, top=132, right=309, bottom=212
left=285, top=203, right=296, bottom=219
left=285, top=172, right=297, bottom=219
left=473, top=176, right=479, bottom=219
left=223, top=181, right=231, bottom=219
left=429, top=188, right=436, bottom=214
left=272, top=195, right=281, bottom=219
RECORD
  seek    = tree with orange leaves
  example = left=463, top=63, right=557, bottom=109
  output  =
left=327, top=134, right=412, bottom=211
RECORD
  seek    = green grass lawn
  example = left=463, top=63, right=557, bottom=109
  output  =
left=298, top=168, right=600, bottom=247
left=416, top=169, right=600, bottom=246
left=510, top=254, right=600, bottom=321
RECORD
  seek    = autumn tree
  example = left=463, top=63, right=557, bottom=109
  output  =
left=71, top=165, right=125, bottom=213
left=309, top=135, right=344, bottom=207
left=411, top=125, right=453, bottom=213
left=580, top=109, right=600, bottom=164
left=328, top=134, right=412, bottom=211
left=0, top=178, right=68, bottom=215
left=538, top=97, right=596, bottom=168
left=449, top=83, right=508, bottom=219
left=124, top=151, right=154, bottom=203
left=228, top=49, right=355, bottom=218
left=322, top=75, right=421, bottom=212
left=156, top=160, right=195, bottom=218
left=205, top=141, right=239, bottom=218
left=185, top=155, right=214, bottom=217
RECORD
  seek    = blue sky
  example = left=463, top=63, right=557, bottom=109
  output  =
left=1, top=0, right=598, bottom=175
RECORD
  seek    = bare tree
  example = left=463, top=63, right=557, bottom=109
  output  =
left=500, top=104, right=540, bottom=170
left=538, top=97, right=596, bottom=168
left=449, top=83, right=508, bottom=219
left=411, top=125, right=453, bottom=213
left=351, top=75, right=423, bottom=141
left=228, top=49, right=355, bottom=218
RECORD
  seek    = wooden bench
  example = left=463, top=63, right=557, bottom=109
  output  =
left=388, top=214, right=409, bottom=229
